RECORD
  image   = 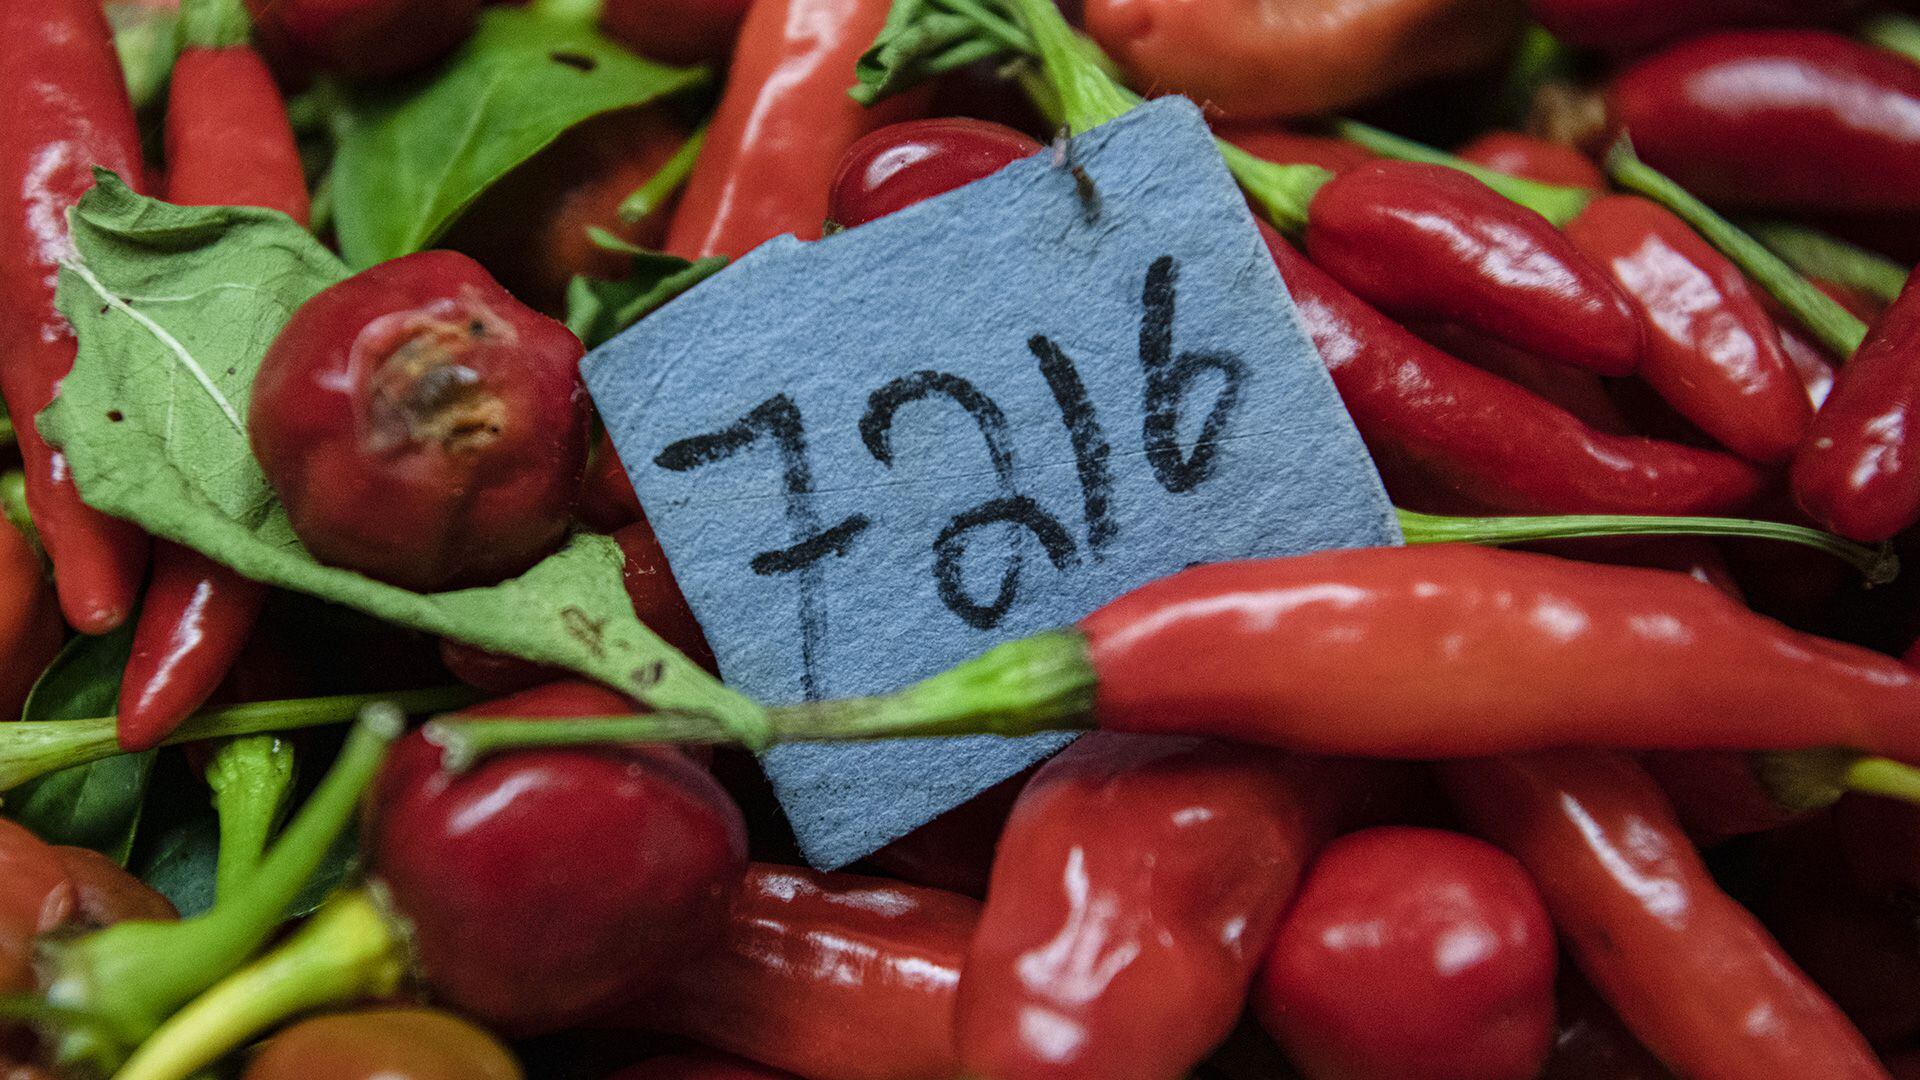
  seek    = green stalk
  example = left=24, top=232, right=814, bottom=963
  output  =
left=1863, top=12, right=1920, bottom=65
left=1756, top=749, right=1920, bottom=814
left=1330, top=118, right=1596, bottom=227
left=177, top=0, right=250, bottom=50
left=618, top=125, right=708, bottom=225
left=1395, top=509, right=1896, bottom=584
left=1, top=470, right=38, bottom=555
left=109, top=3, right=181, bottom=113
left=528, top=0, right=606, bottom=23
left=111, top=891, right=406, bottom=1080
left=203, top=736, right=297, bottom=901
left=1607, top=139, right=1868, bottom=358
left=41, top=708, right=403, bottom=1071
left=0, top=685, right=477, bottom=794
left=1744, top=220, right=1910, bottom=307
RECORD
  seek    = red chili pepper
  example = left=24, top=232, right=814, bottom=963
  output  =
left=663, top=0, right=927, bottom=259
left=1442, top=751, right=1886, bottom=1080
left=579, top=432, right=647, bottom=533
left=956, top=735, right=1378, bottom=1080
left=369, top=682, right=747, bottom=1035
left=244, top=0, right=480, bottom=78
left=1253, top=826, right=1558, bottom=1080
left=1607, top=31, right=1920, bottom=214
left=1304, top=161, right=1644, bottom=377
left=1542, top=969, right=1677, bottom=1080
left=242, top=1007, right=523, bottom=1080
left=248, top=250, right=592, bottom=591
left=1069, top=544, right=1920, bottom=760
left=1215, top=124, right=1376, bottom=173
left=117, top=0, right=308, bottom=753
left=1794, top=269, right=1920, bottom=541
left=1640, top=750, right=1804, bottom=845
left=1564, top=195, right=1811, bottom=463
left=607, top=864, right=976, bottom=1080
left=0, top=0, right=152, bottom=634
left=828, top=118, right=1042, bottom=229
left=614, top=517, right=717, bottom=674
left=1410, top=322, right=1632, bottom=437
left=0, top=510, right=66, bottom=725
left=601, top=0, right=753, bottom=65
left=1263, top=229, right=1766, bottom=517
left=1458, top=131, right=1605, bottom=190
left=48, top=846, right=176, bottom=930
left=1528, top=0, right=1868, bottom=54
left=0, top=820, right=77, bottom=994
left=612, top=1054, right=802, bottom=1080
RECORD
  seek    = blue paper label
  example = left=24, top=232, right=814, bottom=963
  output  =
left=584, top=97, right=1400, bottom=869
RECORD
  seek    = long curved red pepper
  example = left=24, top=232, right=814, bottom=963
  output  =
left=606, top=864, right=975, bottom=1080
left=663, top=0, right=925, bottom=258
left=1263, top=228, right=1767, bottom=517
left=117, top=0, right=309, bottom=752
left=1564, top=195, right=1811, bottom=463
left=1442, top=751, right=1888, bottom=1080
left=0, top=0, right=152, bottom=634
left=1608, top=32, right=1920, bottom=214
left=955, top=734, right=1379, bottom=1080
left=1071, top=544, right=1920, bottom=761
left=1794, top=269, right=1920, bottom=541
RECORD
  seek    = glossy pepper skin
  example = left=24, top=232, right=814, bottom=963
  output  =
left=1263, top=229, right=1766, bottom=517
left=829, top=118, right=1042, bottom=229
left=663, top=0, right=926, bottom=259
left=1794, top=270, right=1920, bottom=541
left=1306, top=161, right=1643, bottom=378
left=1443, top=751, right=1887, bottom=1080
left=368, top=682, right=748, bottom=1035
left=957, top=735, right=1369, bottom=1080
left=610, top=1053, right=802, bottom=1080
left=1083, top=0, right=1523, bottom=120
left=1253, top=827, right=1557, bottom=1080
left=1458, top=132, right=1604, bottom=190
left=1565, top=195, right=1811, bottom=463
left=0, top=820, right=78, bottom=994
left=0, top=512, right=65, bottom=724
left=50, top=846, right=177, bottom=929
left=1608, top=32, right=1920, bottom=214
left=1529, top=0, right=1867, bottom=54
left=244, top=0, right=480, bottom=78
left=0, top=0, right=151, bottom=634
left=243, top=1008, right=522, bottom=1080
left=249, top=250, right=591, bottom=592
left=602, top=0, right=752, bottom=64
left=1078, top=544, right=1920, bottom=761
left=1409, top=322, right=1630, bottom=437
left=610, top=864, right=977, bottom=1080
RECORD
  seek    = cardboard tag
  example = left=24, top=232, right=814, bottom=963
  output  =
left=584, top=97, right=1401, bottom=869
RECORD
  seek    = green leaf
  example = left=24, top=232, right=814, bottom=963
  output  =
left=9, top=627, right=155, bottom=863
left=43, top=175, right=768, bottom=743
left=330, top=7, right=707, bottom=268
left=565, top=236, right=726, bottom=348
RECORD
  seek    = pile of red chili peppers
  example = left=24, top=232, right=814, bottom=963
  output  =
left=1, top=0, right=1920, bottom=1077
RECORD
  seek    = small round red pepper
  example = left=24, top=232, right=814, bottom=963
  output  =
left=1607, top=31, right=1920, bottom=214
left=244, top=0, right=480, bottom=79
left=1442, top=751, right=1886, bottom=1080
left=828, top=118, right=1042, bottom=229
left=1253, top=826, right=1557, bottom=1080
left=248, top=250, right=591, bottom=592
left=1458, top=131, right=1604, bottom=190
left=601, top=0, right=753, bottom=65
left=242, top=1008, right=523, bottom=1080
left=606, top=864, right=977, bottom=1080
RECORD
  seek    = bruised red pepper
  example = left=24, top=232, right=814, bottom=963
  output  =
left=244, top=0, right=480, bottom=78
left=0, top=0, right=152, bottom=634
left=606, top=864, right=976, bottom=1080
left=663, top=0, right=927, bottom=259
left=369, top=682, right=747, bottom=1035
left=1564, top=195, right=1811, bottom=463
left=828, top=118, right=1042, bottom=230
left=1529, top=0, right=1868, bottom=54
left=1253, top=826, right=1557, bottom=1080
left=1442, top=751, right=1886, bottom=1080
left=1458, top=132, right=1604, bottom=190
left=1264, top=229, right=1766, bottom=517
left=1607, top=32, right=1920, bottom=214
left=248, top=250, right=591, bottom=592
left=1794, top=269, right=1920, bottom=541
left=956, top=735, right=1379, bottom=1080
left=243, top=1008, right=523, bottom=1080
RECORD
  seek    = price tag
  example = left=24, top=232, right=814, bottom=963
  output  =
left=584, top=97, right=1400, bottom=869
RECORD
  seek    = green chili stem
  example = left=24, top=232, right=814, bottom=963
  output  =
left=111, top=891, right=406, bottom=1080
left=1606, top=138, right=1868, bottom=358
left=1744, top=219, right=1910, bottom=307
left=42, top=708, right=402, bottom=1068
left=1846, top=756, right=1920, bottom=806
left=1000, top=0, right=1130, bottom=133
left=1330, top=118, right=1596, bottom=227
left=1863, top=13, right=1920, bottom=65
left=0, top=685, right=477, bottom=794
left=177, top=0, right=250, bottom=50
left=203, top=736, right=297, bottom=902
left=1396, top=509, right=1897, bottom=585
left=618, top=124, right=708, bottom=225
